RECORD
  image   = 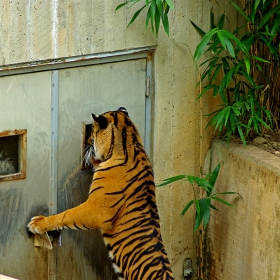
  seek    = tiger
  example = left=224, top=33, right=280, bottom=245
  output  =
left=27, top=107, right=174, bottom=280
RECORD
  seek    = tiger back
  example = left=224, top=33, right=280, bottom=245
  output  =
left=27, top=107, right=174, bottom=280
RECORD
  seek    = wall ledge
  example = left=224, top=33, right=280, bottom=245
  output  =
left=213, top=139, right=280, bottom=173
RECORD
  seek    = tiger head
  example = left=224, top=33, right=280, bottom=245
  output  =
left=86, top=107, right=143, bottom=164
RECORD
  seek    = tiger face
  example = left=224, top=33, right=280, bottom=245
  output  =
left=88, top=107, right=142, bottom=164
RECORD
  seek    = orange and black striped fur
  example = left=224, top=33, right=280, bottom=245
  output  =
left=28, top=107, right=174, bottom=280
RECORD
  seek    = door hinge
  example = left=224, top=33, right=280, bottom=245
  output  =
left=145, top=76, right=150, bottom=97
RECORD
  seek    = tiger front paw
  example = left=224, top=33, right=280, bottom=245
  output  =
left=27, top=216, right=49, bottom=234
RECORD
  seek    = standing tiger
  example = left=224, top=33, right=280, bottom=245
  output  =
left=27, top=107, right=174, bottom=280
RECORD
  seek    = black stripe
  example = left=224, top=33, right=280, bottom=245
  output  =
left=112, top=112, right=118, bottom=128
left=89, top=186, right=104, bottom=195
left=106, top=126, right=115, bottom=160
left=106, top=179, right=153, bottom=196
left=126, top=165, right=150, bottom=183
left=93, top=176, right=105, bottom=181
left=103, top=216, right=155, bottom=239
left=121, top=127, right=127, bottom=156
left=123, top=241, right=163, bottom=273
left=110, top=195, right=125, bottom=208
left=124, top=180, right=154, bottom=202
left=83, top=224, right=91, bottom=230
left=74, top=222, right=82, bottom=230
left=126, top=158, right=140, bottom=172
left=104, top=204, right=123, bottom=223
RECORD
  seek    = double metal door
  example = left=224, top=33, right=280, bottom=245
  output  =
left=0, top=54, right=151, bottom=280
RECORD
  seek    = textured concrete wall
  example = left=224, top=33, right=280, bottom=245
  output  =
left=0, top=1, right=217, bottom=278
left=208, top=140, right=280, bottom=280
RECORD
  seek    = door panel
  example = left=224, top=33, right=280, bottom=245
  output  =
left=56, top=59, right=147, bottom=279
left=0, top=72, right=52, bottom=279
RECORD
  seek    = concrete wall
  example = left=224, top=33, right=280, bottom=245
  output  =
left=0, top=0, right=219, bottom=278
left=207, top=140, right=280, bottom=280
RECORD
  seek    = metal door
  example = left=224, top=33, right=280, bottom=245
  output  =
left=0, top=55, right=150, bottom=280
left=55, top=59, right=147, bottom=280
left=0, top=71, right=52, bottom=279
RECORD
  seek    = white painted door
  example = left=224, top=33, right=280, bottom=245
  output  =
left=55, top=58, right=147, bottom=280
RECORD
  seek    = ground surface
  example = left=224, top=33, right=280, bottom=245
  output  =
left=252, top=132, right=280, bottom=157
left=229, top=131, right=280, bottom=157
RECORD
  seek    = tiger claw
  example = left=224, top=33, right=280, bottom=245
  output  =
left=27, top=216, right=46, bottom=234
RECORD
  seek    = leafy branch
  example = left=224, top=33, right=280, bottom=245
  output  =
left=157, top=163, right=242, bottom=232
left=116, top=0, right=174, bottom=35
left=191, top=1, right=279, bottom=143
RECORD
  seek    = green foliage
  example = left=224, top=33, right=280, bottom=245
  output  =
left=157, top=163, right=242, bottom=232
left=115, top=0, right=173, bottom=35
left=192, top=1, right=280, bottom=143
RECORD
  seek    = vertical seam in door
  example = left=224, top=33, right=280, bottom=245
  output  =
left=51, top=70, right=58, bottom=216
left=49, top=70, right=59, bottom=280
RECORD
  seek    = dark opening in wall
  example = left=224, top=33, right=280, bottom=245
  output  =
left=0, top=135, right=19, bottom=175
left=0, top=129, right=27, bottom=182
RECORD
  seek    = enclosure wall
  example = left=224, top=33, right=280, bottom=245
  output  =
left=208, top=140, right=280, bottom=280
left=0, top=0, right=219, bottom=279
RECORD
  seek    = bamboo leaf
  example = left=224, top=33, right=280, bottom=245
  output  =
left=157, top=175, right=186, bottom=187
left=196, top=84, right=215, bottom=100
left=162, top=9, right=170, bottom=35
left=231, top=2, right=250, bottom=21
left=203, top=199, right=211, bottom=228
left=195, top=199, right=200, bottom=215
left=155, top=5, right=160, bottom=35
left=259, top=34, right=277, bottom=54
left=224, top=37, right=235, bottom=57
left=254, top=0, right=261, bottom=11
left=194, top=28, right=218, bottom=61
left=128, top=5, right=146, bottom=27
left=180, top=200, right=195, bottom=216
left=190, top=20, right=206, bottom=36
left=209, top=163, right=221, bottom=188
left=252, top=56, right=270, bottom=63
left=210, top=204, right=219, bottom=211
left=187, top=175, right=212, bottom=193
left=116, top=2, right=129, bottom=11
left=211, top=63, right=222, bottom=83
left=271, top=14, right=280, bottom=35
left=221, top=30, right=248, bottom=53
left=244, top=57, right=250, bottom=74
left=218, top=67, right=234, bottom=98
left=217, top=30, right=227, bottom=49
left=255, top=116, right=272, bottom=130
left=259, top=5, right=280, bottom=28
left=237, top=124, right=246, bottom=145
left=215, top=191, right=238, bottom=195
left=212, top=196, right=233, bottom=206
left=164, top=0, right=174, bottom=10
left=218, top=13, right=225, bottom=29
left=156, top=0, right=162, bottom=13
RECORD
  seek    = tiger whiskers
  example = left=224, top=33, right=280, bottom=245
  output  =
left=83, top=145, right=95, bottom=169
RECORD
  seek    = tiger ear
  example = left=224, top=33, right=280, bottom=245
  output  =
left=92, top=114, right=108, bottom=129
left=117, top=107, right=129, bottom=117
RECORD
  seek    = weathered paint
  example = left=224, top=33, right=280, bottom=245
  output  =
left=207, top=140, right=280, bottom=280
